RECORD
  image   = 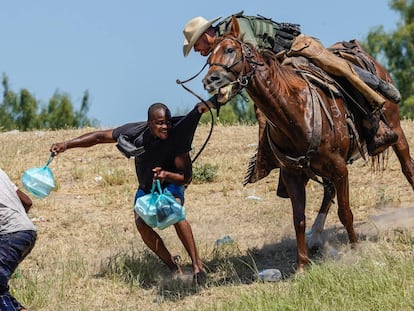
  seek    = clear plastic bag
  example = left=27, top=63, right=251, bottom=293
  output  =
left=22, top=154, right=56, bottom=198
left=134, top=180, right=186, bottom=230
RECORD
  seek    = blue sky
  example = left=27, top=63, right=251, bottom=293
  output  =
left=1, top=1, right=399, bottom=127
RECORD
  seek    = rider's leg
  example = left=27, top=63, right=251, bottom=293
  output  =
left=288, top=34, right=387, bottom=107
left=352, top=65, right=401, bottom=103
left=288, top=34, right=398, bottom=155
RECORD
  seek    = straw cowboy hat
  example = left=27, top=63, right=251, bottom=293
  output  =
left=183, top=16, right=222, bottom=57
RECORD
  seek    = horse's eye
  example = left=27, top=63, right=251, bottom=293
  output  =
left=225, top=47, right=235, bottom=54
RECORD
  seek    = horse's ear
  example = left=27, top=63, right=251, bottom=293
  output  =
left=230, top=16, right=241, bottom=38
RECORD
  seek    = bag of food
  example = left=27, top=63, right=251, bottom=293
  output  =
left=22, top=154, right=56, bottom=198
left=134, top=180, right=186, bottom=230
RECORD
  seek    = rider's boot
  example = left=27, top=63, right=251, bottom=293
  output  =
left=377, top=79, right=401, bottom=103
left=363, top=110, right=398, bottom=156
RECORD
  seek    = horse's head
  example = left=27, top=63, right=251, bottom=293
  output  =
left=203, top=16, right=258, bottom=105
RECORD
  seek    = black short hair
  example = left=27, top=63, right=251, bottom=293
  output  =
left=147, top=103, right=171, bottom=121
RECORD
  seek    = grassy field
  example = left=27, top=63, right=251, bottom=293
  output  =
left=1, top=121, right=413, bottom=311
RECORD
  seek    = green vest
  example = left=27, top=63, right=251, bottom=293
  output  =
left=216, top=12, right=301, bottom=53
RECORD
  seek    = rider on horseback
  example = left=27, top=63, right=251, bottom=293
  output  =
left=182, top=12, right=401, bottom=166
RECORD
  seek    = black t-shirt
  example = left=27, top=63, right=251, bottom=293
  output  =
left=112, top=107, right=202, bottom=192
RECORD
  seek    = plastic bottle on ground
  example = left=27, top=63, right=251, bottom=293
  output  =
left=258, top=268, right=282, bottom=282
left=215, top=235, right=234, bottom=246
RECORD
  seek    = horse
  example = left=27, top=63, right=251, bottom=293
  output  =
left=202, top=17, right=414, bottom=273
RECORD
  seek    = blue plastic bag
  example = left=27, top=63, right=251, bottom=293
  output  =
left=134, top=180, right=186, bottom=230
left=22, top=154, right=56, bottom=198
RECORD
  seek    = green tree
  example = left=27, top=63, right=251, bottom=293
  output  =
left=364, top=0, right=414, bottom=118
left=15, top=89, right=38, bottom=130
left=1, top=73, right=96, bottom=131
left=0, top=75, right=16, bottom=130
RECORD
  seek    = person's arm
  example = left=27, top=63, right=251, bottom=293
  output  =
left=50, top=129, right=115, bottom=156
left=152, top=152, right=192, bottom=186
left=16, top=189, right=33, bottom=213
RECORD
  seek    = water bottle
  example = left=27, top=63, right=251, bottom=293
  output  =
left=258, top=268, right=282, bottom=282
left=215, top=235, right=234, bottom=246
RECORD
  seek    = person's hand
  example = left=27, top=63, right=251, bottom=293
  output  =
left=196, top=101, right=213, bottom=113
left=152, top=167, right=166, bottom=183
left=50, top=142, right=68, bottom=156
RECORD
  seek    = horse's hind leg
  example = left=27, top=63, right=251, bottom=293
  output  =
left=307, top=179, right=336, bottom=253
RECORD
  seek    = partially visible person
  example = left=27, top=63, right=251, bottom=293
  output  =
left=0, top=168, right=37, bottom=311
left=50, top=101, right=213, bottom=284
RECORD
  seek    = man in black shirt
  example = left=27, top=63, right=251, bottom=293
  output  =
left=50, top=101, right=212, bottom=283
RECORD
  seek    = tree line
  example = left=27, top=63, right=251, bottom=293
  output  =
left=364, top=0, right=414, bottom=118
left=0, top=74, right=96, bottom=131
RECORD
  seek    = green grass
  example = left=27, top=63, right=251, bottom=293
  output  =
left=203, top=238, right=414, bottom=311
left=2, top=125, right=414, bottom=310
left=9, top=232, right=414, bottom=311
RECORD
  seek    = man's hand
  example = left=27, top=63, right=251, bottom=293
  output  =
left=195, top=97, right=217, bottom=113
left=50, top=142, right=68, bottom=156
left=152, top=167, right=167, bottom=183
left=17, top=189, right=33, bottom=213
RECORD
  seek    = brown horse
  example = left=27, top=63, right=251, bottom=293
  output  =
left=202, top=17, right=414, bottom=272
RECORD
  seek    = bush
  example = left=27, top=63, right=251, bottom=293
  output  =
left=192, top=163, right=218, bottom=183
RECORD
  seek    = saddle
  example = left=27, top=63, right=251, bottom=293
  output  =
left=328, top=39, right=377, bottom=74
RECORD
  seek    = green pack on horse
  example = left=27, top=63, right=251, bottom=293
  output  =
left=202, top=16, right=414, bottom=272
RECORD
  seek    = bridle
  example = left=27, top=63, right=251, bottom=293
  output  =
left=207, top=36, right=264, bottom=95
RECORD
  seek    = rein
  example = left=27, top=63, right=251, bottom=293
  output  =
left=176, top=63, right=216, bottom=164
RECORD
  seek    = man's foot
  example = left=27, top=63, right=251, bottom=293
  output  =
left=366, top=120, right=398, bottom=156
left=193, top=270, right=207, bottom=286
left=171, top=255, right=183, bottom=275
left=378, top=80, right=401, bottom=103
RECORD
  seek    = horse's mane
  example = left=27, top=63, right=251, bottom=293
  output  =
left=260, top=50, right=307, bottom=97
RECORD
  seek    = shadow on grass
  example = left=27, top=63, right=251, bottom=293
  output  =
left=94, top=236, right=304, bottom=301
left=94, top=222, right=391, bottom=302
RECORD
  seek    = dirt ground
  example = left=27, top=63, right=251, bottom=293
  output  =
left=1, top=122, right=414, bottom=309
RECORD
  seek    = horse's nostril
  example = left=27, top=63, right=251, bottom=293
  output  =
left=203, top=73, right=222, bottom=86
left=210, top=75, right=220, bottom=82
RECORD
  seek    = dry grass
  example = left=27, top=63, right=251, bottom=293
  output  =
left=1, top=120, right=414, bottom=310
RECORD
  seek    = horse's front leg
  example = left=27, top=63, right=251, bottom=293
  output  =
left=307, top=179, right=336, bottom=253
left=333, top=164, right=358, bottom=245
left=282, top=169, right=309, bottom=273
